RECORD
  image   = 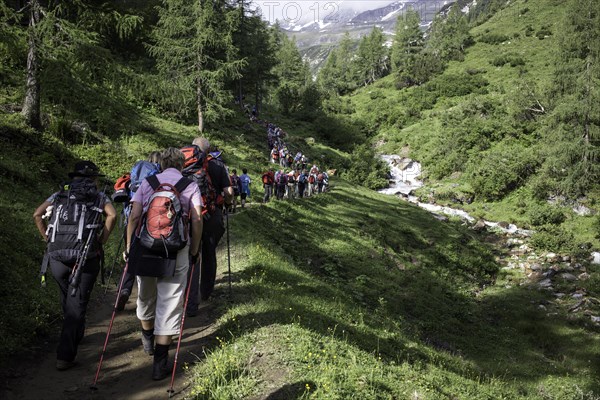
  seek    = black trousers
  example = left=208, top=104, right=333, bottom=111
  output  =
left=49, top=256, right=100, bottom=362
left=187, top=209, right=225, bottom=311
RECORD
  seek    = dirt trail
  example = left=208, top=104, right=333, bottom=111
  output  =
left=2, top=274, right=226, bottom=400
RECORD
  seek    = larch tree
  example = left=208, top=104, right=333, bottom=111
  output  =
left=391, top=8, right=424, bottom=88
left=149, top=0, right=244, bottom=132
left=352, top=27, right=389, bottom=87
left=546, top=0, right=600, bottom=196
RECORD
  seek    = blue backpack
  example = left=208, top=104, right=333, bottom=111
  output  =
left=123, top=160, right=160, bottom=221
left=130, top=161, right=161, bottom=195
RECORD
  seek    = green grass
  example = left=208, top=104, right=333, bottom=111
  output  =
left=186, top=178, right=600, bottom=399
left=343, top=0, right=599, bottom=249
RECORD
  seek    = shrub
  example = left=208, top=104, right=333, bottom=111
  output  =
left=424, top=72, right=489, bottom=98
left=478, top=33, right=510, bottom=45
left=344, top=143, right=389, bottom=190
left=490, top=54, right=526, bottom=67
left=529, top=203, right=566, bottom=226
left=530, top=225, right=576, bottom=253
left=467, top=142, right=539, bottom=201
left=525, top=25, right=534, bottom=37
left=536, top=27, right=552, bottom=40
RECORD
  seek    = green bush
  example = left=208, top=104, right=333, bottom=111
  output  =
left=490, top=54, right=526, bottom=67
left=524, top=25, right=534, bottom=37
left=529, top=203, right=566, bottom=226
left=343, top=143, right=389, bottom=190
left=478, top=33, right=510, bottom=45
left=424, top=72, right=489, bottom=98
left=536, top=27, right=552, bottom=40
left=467, top=142, right=539, bottom=201
left=530, top=225, right=576, bottom=253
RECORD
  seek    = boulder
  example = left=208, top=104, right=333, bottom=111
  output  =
left=560, top=273, right=577, bottom=282
left=472, top=220, right=487, bottom=232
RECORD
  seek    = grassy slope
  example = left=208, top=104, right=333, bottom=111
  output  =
left=189, top=177, right=599, bottom=399
left=346, top=0, right=599, bottom=247
left=2, top=101, right=599, bottom=398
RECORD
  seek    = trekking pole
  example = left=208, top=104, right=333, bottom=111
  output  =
left=103, top=235, right=124, bottom=294
left=69, top=209, right=103, bottom=297
left=90, top=258, right=129, bottom=391
left=226, top=209, right=232, bottom=298
left=167, top=257, right=196, bottom=397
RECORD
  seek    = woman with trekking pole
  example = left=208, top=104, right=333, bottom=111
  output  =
left=125, top=148, right=203, bottom=381
left=33, top=160, right=117, bottom=371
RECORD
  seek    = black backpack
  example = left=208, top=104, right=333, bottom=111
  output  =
left=46, top=179, right=104, bottom=261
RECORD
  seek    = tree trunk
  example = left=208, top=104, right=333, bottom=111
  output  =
left=255, top=80, right=260, bottom=116
left=196, top=81, right=204, bottom=133
left=21, top=0, right=42, bottom=131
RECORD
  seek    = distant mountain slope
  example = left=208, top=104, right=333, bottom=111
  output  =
left=282, top=0, right=456, bottom=74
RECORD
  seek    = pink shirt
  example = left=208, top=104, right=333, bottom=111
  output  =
left=132, top=168, right=202, bottom=214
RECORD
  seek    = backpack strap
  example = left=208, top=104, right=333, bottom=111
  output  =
left=147, top=174, right=160, bottom=191
left=174, top=177, right=193, bottom=194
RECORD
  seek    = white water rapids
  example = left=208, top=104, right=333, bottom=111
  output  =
left=378, top=154, right=600, bottom=264
left=378, top=155, right=533, bottom=235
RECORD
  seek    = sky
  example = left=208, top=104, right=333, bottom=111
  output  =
left=252, top=0, right=395, bottom=24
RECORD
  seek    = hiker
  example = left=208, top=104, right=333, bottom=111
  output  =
left=114, top=151, right=162, bottom=311
left=125, top=147, right=203, bottom=380
left=275, top=169, right=288, bottom=200
left=317, top=172, right=326, bottom=193
left=270, top=146, right=279, bottom=164
left=33, top=161, right=117, bottom=371
left=308, top=173, right=317, bottom=197
left=229, top=169, right=242, bottom=213
left=297, top=169, right=308, bottom=198
left=286, top=170, right=296, bottom=199
left=239, top=168, right=251, bottom=208
left=185, top=137, right=233, bottom=316
left=262, top=168, right=275, bottom=203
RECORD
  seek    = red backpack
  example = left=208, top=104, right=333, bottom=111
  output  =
left=308, top=174, right=316, bottom=184
left=137, top=175, right=193, bottom=257
left=112, top=173, right=131, bottom=203
left=262, top=172, right=274, bottom=185
left=181, top=145, right=202, bottom=173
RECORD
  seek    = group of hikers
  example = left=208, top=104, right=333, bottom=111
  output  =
left=261, top=122, right=329, bottom=202
left=33, top=137, right=237, bottom=383
left=32, top=108, right=332, bottom=388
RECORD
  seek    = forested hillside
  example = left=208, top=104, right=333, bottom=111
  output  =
left=1, top=0, right=599, bottom=399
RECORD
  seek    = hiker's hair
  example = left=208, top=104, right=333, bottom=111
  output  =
left=160, top=147, right=185, bottom=171
left=242, top=168, right=248, bottom=174
left=232, top=169, right=237, bottom=174
left=192, top=137, right=210, bottom=152
left=147, top=151, right=162, bottom=164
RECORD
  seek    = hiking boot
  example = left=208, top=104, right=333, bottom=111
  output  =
left=152, top=362, right=171, bottom=381
left=186, top=307, right=197, bottom=318
left=141, top=333, right=154, bottom=356
left=116, top=290, right=130, bottom=311
left=152, top=349, right=171, bottom=381
left=56, top=359, right=76, bottom=371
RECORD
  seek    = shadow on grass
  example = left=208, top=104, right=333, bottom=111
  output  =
left=204, top=181, right=600, bottom=395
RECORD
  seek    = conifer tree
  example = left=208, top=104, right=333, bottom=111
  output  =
left=353, top=27, right=389, bottom=86
left=149, top=0, right=244, bottom=132
left=19, top=0, right=142, bottom=131
left=391, top=8, right=424, bottom=88
left=272, top=35, right=310, bottom=114
left=21, top=0, right=42, bottom=130
left=545, top=0, right=600, bottom=196
left=232, top=5, right=277, bottom=113
left=427, top=3, right=471, bottom=64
